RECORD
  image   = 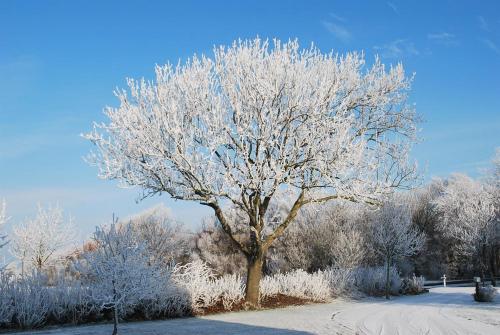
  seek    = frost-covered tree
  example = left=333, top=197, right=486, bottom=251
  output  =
left=195, top=216, right=248, bottom=275
left=81, top=222, right=164, bottom=335
left=0, top=200, right=8, bottom=250
left=485, top=148, right=500, bottom=194
left=409, top=180, right=458, bottom=278
left=371, top=200, right=425, bottom=299
left=271, top=202, right=367, bottom=272
left=0, top=200, right=10, bottom=271
left=434, top=173, right=498, bottom=282
left=10, top=205, right=75, bottom=273
left=84, top=38, right=418, bottom=306
left=484, top=148, right=500, bottom=282
left=127, top=204, right=191, bottom=265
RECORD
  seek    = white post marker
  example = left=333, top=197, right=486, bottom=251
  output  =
left=441, top=274, right=447, bottom=287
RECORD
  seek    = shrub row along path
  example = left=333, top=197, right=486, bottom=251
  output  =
left=23, top=287, right=500, bottom=335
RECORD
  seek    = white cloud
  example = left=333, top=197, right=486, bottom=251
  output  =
left=387, top=2, right=399, bottom=15
left=373, top=39, right=419, bottom=58
left=322, top=12, right=351, bottom=43
left=478, top=15, right=489, bottom=31
left=427, top=32, right=459, bottom=46
left=329, top=12, right=346, bottom=23
left=481, top=38, right=500, bottom=55
left=322, top=21, right=352, bottom=42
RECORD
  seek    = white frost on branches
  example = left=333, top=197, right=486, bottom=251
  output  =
left=84, top=37, right=418, bottom=303
left=371, top=199, right=425, bottom=298
left=85, top=37, right=417, bottom=206
left=433, top=174, right=497, bottom=258
left=372, top=201, right=425, bottom=262
left=10, top=204, right=75, bottom=272
left=80, top=223, right=164, bottom=335
left=127, top=204, right=191, bottom=265
left=0, top=200, right=9, bottom=250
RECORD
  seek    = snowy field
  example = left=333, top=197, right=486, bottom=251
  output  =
left=18, top=286, right=499, bottom=335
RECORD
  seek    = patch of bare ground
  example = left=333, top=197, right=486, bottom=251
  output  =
left=198, top=294, right=316, bottom=315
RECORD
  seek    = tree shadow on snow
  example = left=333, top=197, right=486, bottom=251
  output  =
left=22, top=318, right=313, bottom=335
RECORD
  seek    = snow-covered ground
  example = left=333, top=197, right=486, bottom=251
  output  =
left=19, top=286, right=500, bottom=335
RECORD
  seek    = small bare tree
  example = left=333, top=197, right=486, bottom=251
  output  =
left=372, top=200, right=425, bottom=299
left=11, top=205, right=75, bottom=273
left=85, top=38, right=418, bottom=307
left=81, top=221, right=163, bottom=335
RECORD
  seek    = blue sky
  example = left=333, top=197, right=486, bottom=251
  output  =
left=0, top=0, right=499, bottom=243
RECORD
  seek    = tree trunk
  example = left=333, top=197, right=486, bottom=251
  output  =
left=112, top=305, right=118, bottom=335
left=112, top=280, right=118, bottom=335
left=489, top=246, right=497, bottom=286
left=481, top=245, right=487, bottom=286
left=245, top=252, right=264, bottom=309
left=385, top=257, right=391, bottom=300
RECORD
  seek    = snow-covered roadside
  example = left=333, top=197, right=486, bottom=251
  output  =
left=15, top=286, right=500, bottom=335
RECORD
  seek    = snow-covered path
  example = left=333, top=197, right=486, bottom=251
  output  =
left=20, top=287, right=500, bottom=335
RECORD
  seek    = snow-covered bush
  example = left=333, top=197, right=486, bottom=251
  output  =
left=0, top=271, right=14, bottom=326
left=170, top=260, right=245, bottom=312
left=142, top=278, right=191, bottom=318
left=323, top=266, right=404, bottom=297
left=45, top=279, right=96, bottom=325
left=11, top=272, right=51, bottom=329
left=171, top=260, right=220, bottom=312
left=213, top=274, right=245, bottom=310
left=400, top=274, right=425, bottom=295
left=353, top=266, right=401, bottom=296
left=323, top=267, right=356, bottom=297
left=0, top=271, right=99, bottom=330
left=473, top=285, right=497, bottom=302
left=260, top=269, right=331, bottom=302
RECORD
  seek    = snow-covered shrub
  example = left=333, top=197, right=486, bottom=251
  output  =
left=171, top=260, right=220, bottom=311
left=473, top=285, right=497, bottom=302
left=45, top=279, right=97, bottom=324
left=1, top=272, right=98, bottom=329
left=0, top=271, right=14, bottom=326
left=11, top=272, right=51, bottom=329
left=353, top=266, right=401, bottom=296
left=143, top=280, right=191, bottom=318
left=400, top=274, right=425, bottom=295
left=323, top=267, right=356, bottom=297
left=260, top=269, right=331, bottom=302
left=213, top=274, right=245, bottom=309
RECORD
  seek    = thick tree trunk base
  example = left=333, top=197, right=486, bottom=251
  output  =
left=244, top=255, right=263, bottom=309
